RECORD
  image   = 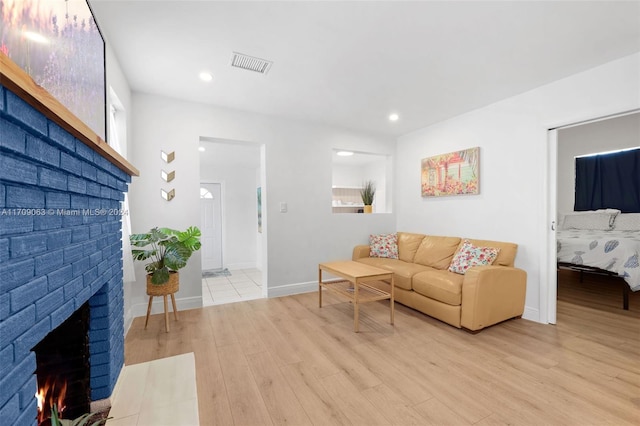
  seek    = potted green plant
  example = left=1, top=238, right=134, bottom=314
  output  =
left=50, top=404, right=110, bottom=426
left=360, top=180, right=376, bottom=213
left=130, top=226, right=202, bottom=295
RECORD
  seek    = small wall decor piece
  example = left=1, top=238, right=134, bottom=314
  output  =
left=257, top=187, right=262, bottom=233
left=421, top=147, right=479, bottom=197
left=161, top=188, right=175, bottom=201
left=161, top=170, right=175, bottom=182
left=161, top=150, right=175, bottom=163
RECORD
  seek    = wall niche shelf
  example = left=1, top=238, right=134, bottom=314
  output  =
left=332, top=186, right=365, bottom=213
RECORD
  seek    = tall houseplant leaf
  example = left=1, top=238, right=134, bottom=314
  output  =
left=130, top=226, right=201, bottom=285
left=360, top=180, right=376, bottom=206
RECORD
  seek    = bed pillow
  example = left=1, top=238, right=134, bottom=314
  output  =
left=448, top=239, right=500, bottom=275
left=562, top=209, right=620, bottom=230
left=369, top=233, right=399, bottom=259
left=613, top=213, right=640, bottom=231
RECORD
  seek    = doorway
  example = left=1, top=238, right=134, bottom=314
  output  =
left=546, top=111, right=640, bottom=323
left=200, top=183, right=223, bottom=271
left=198, top=138, right=265, bottom=306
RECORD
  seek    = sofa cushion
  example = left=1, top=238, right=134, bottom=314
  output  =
left=465, top=238, right=517, bottom=267
left=412, top=270, right=464, bottom=306
left=413, top=235, right=461, bottom=270
left=448, top=239, right=500, bottom=274
left=397, top=232, right=425, bottom=263
left=355, top=257, right=432, bottom=290
left=369, top=233, right=399, bottom=259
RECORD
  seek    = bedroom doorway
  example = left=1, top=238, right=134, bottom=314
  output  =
left=547, top=110, right=640, bottom=323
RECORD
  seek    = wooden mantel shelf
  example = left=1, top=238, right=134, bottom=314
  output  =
left=1, top=52, right=139, bottom=177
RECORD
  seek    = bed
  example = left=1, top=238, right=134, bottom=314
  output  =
left=556, top=211, right=640, bottom=310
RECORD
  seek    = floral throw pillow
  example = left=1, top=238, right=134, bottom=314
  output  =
left=448, top=239, right=500, bottom=274
left=369, top=233, right=399, bottom=259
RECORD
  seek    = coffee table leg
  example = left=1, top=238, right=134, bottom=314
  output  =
left=390, top=275, right=395, bottom=325
left=318, top=268, right=322, bottom=308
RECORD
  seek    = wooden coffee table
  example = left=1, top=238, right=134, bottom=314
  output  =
left=318, top=261, right=395, bottom=332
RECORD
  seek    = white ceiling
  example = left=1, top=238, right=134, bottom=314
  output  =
left=90, top=0, right=640, bottom=138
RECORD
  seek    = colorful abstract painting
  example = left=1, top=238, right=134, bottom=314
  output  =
left=421, top=147, right=480, bottom=197
left=1, top=0, right=106, bottom=139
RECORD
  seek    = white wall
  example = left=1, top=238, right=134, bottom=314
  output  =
left=200, top=164, right=258, bottom=270
left=364, top=158, right=389, bottom=213
left=557, top=112, right=640, bottom=215
left=396, top=53, right=640, bottom=323
left=104, top=42, right=137, bottom=332
left=128, top=94, right=396, bottom=315
left=332, top=164, right=365, bottom=187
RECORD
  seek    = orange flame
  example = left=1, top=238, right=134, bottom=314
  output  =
left=35, top=377, right=67, bottom=424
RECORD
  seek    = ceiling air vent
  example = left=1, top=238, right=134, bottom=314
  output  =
left=231, top=52, right=272, bottom=74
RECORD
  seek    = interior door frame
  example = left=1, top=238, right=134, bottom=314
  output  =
left=543, top=109, right=640, bottom=324
left=200, top=181, right=224, bottom=271
left=543, top=129, right=558, bottom=324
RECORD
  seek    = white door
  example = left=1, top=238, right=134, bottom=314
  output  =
left=200, top=183, right=223, bottom=270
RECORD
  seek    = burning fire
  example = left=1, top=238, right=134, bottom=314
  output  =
left=35, top=377, right=67, bottom=424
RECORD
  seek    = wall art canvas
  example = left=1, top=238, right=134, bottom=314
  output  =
left=1, top=0, right=106, bottom=140
left=421, top=147, right=479, bottom=197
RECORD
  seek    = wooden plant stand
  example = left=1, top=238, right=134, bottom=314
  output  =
left=145, top=272, right=179, bottom=332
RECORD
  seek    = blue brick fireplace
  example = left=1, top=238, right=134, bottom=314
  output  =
left=0, top=83, right=131, bottom=425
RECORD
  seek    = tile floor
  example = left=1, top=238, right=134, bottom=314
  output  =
left=201, top=268, right=263, bottom=306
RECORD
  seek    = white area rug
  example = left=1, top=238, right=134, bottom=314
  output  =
left=106, top=353, right=199, bottom=426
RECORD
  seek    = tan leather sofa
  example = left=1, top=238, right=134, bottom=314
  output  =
left=352, top=232, right=527, bottom=332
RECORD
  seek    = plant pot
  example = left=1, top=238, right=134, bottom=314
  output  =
left=146, top=271, right=179, bottom=296
left=363, top=205, right=373, bottom=214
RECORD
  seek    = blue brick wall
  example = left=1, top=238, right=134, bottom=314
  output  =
left=0, top=83, right=131, bottom=425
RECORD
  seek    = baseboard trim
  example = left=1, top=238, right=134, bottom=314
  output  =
left=123, top=306, right=133, bottom=337
left=227, top=262, right=257, bottom=271
left=266, top=278, right=345, bottom=298
left=522, top=306, right=540, bottom=323
left=267, top=280, right=316, bottom=298
left=130, top=295, right=203, bottom=318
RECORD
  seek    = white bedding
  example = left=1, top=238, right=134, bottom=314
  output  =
left=556, top=229, right=640, bottom=291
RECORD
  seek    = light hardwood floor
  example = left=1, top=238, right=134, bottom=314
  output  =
left=125, top=275, right=640, bottom=425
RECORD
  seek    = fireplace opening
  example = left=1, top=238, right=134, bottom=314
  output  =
left=32, top=303, right=91, bottom=425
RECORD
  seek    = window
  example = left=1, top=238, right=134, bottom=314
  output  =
left=575, top=147, right=640, bottom=212
left=200, top=187, right=213, bottom=199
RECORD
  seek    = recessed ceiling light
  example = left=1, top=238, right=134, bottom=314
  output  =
left=198, top=147, right=206, bottom=152
left=199, top=72, right=213, bottom=82
left=336, top=151, right=354, bottom=157
left=389, top=113, right=399, bottom=122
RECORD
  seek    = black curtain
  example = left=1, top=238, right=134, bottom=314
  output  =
left=575, top=148, right=640, bottom=213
